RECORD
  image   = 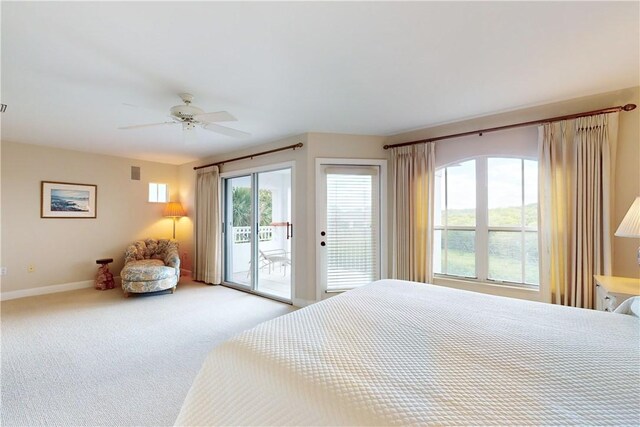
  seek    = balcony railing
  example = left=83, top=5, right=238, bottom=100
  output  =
left=233, top=226, right=273, bottom=243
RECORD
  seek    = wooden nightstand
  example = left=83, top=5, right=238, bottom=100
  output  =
left=594, top=275, right=640, bottom=312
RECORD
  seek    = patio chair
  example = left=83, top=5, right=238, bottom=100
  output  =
left=258, top=249, right=291, bottom=275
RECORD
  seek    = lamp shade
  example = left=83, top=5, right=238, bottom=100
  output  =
left=615, top=197, right=640, bottom=238
left=163, top=201, right=186, bottom=218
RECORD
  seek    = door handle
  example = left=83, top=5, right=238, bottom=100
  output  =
left=286, top=222, right=293, bottom=239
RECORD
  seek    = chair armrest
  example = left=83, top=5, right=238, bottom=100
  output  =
left=164, top=247, right=181, bottom=274
left=262, top=248, right=287, bottom=257
left=124, top=244, right=139, bottom=264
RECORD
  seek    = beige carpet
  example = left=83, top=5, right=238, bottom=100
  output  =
left=1, top=279, right=295, bottom=426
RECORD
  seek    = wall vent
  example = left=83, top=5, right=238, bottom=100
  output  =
left=131, top=166, right=141, bottom=181
left=0, top=104, right=7, bottom=113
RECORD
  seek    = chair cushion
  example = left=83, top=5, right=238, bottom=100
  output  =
left=121, top=259, right=176, bottom=281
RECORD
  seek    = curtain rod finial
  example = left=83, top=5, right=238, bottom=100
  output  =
left=623, top=104, right=637, bottom=112
left=383, top=145, right=390, bottom=150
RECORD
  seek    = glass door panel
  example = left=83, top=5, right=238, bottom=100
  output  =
left=319, top=165, right=380, bottom=291
left=224, top=175, right=252, bottom=288
left=256, top=169, right=292, bottom=300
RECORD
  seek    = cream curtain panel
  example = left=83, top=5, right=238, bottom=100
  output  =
left=538, top=112, right=618, bottom=308
left=390, top=143, right=436, bottom=283
left=194, top=166, right=222, bottom=285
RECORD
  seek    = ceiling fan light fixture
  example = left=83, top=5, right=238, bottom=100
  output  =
left=119, top=93, right=250, bottom=140
left=182, top=122, right=197, bottom=132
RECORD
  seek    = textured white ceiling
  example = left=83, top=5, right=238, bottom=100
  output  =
left=2, top=2, right=638, bottom=165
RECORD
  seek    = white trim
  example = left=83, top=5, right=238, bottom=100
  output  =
left=1, top=278, right=117, bottom=301
left=220, top=161, right=296, bottom=303
left=315, top=158, right=388, bottom=301
left=432, top=276, right=542, bottom=302
left=219, top=161, right=295, bottom=179
left=292, top=298, right=315, bottom=308
left=476, top=157, right=489, bottom=280
left=435, top=155, right=541, bottom=289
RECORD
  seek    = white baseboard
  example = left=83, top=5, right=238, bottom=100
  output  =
left=1, top=277, right=122, bottom=301
left=293, top=298, right=315, bottom=308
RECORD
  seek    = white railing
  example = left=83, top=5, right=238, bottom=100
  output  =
left=233, top=226, right=273, bottom=243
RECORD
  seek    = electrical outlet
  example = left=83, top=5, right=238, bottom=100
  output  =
left=0, top=267, right=7, bottom=276
left=27, top=264, right=35, bottom=273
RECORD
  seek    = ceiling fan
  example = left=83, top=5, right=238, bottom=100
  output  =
left=119, top=93, right=250, bottom=138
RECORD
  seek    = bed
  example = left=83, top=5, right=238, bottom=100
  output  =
left=175, top=279, right=640, bottom=426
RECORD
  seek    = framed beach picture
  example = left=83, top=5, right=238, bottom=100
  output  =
left=41, top=181, right=97, bottom=218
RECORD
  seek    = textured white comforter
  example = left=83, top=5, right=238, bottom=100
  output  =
left=175, top=280, right=640, bottom=426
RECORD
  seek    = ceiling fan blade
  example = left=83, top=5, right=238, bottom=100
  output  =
left=118, top=122, right=178, bottom=130
left=202, top=123, right=251, bottom=138
left=194, top=111, right=237, bottom=123
left=122, top=102, right=165, bottom=115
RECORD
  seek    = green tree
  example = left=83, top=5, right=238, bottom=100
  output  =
left=232, top=187, right=251, bottom=226
left=232, top=187, right=272, bottom=226
left=258, top=189, right=272, bottom=226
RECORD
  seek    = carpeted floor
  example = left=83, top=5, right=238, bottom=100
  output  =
left=1, top=279, right=295, bottom=426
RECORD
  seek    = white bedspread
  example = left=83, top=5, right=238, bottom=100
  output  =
left=175, top=280, right=640, bottom=426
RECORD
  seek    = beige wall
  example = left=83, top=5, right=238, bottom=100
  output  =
left=305, top=133, right=387, bottom=301
left=386, top=86, right=640, bottom=282
left=178, top=132, right=386, bottom=305
left=3, top=87, right=636, bottom=301
left=1, top=141, right=179, bottom=294
left=178, top=135, right=309, bottom=302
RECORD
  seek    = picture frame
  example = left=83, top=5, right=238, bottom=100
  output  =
left=41, top=181, right=97, bottom=218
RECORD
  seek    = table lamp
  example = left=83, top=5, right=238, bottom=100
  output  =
left=615, top=196, right=640, bottom=266
left=164, top=201, right=186, bottom=239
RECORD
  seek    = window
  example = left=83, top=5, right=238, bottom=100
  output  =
left=434, top=157, right=539, bottom=287
left=148, top=183, right=168, bottom=203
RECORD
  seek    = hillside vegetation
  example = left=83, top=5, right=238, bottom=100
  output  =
left=445, top=203, right=537, bottom=226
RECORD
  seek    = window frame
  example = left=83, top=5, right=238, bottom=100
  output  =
left=434, top=155, right=539, bottom=289
left=148, top=183, right=168, bottom=203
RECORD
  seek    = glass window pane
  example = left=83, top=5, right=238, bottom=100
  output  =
left=525, top=232, right=539, bottom=285
left=159, top=184, right=168, bottom=203
left=257, top=169, right=291, bottom=300
left=433, top=229, right=443, bottom=274
left=488, top=231, right=523, bottom=283
left=149, top=183, right=158, bottom=202
left=524, top=160, right=538, bottom=227
left=488, top=158, right=523, bottom=226
left=225, top=175, right=252, bottom=287
left=446, top=160, right=475, bottom=226
left=326, top=171, right=378, bottom=289
left=445, top=230, right=475, bottom=278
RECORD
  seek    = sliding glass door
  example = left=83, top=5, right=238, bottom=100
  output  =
left=223, top=167, right=292, bottom=302
left=256, top=169, right=292, bottom=299
left=224, top=175, right=253, bottom=289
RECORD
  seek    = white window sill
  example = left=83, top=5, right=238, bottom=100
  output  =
left=431, top=275, right=542, bottom=302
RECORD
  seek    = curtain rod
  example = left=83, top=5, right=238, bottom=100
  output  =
left=383, top=103, right=637, bottom=150
left=193, top=143, right=304, bottom=170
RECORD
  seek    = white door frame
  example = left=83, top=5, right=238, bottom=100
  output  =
left=220, top=161, right=296, bottom=303
left=315, top=158, right=388, bottom=301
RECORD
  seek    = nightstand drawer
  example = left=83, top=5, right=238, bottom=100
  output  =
left=594, top=275, right=640, bottom=312
left=595, top=284, right=616, bottom=311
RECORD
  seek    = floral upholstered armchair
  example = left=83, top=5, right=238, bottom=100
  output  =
left=120, top=239, right=180, bottom=297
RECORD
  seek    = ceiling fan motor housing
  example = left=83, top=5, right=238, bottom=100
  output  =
left=170, top=104, right=204, bottom=121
